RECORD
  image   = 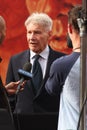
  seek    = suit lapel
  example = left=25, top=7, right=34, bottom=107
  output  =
left=21, top=50, right=30, bottom=66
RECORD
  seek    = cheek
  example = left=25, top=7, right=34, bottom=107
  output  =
left=40, top=40, right=47, bottom=49
left=27, top=35, right=29, bottom=40
left=41, top=35, right=48, bottom=41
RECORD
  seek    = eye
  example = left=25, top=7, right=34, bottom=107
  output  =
left=28, top=31, right=32, bottom=34
left=34, top=31, right=41, bottom=34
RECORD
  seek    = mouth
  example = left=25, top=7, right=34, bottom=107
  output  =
left=30, top=42, right=36, bottom=44
left=30, top=41, right=38, bottom=45
left=30, top=42, right=37, bottom=47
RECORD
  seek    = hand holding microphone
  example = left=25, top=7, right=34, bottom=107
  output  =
left=5, top=81, right=21, bottom=95
left=16, top=62, right=32, bottom=94
left=5, top=62, right=32, bottom=95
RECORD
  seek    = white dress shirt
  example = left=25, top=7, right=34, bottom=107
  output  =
left=30, top=45, right=49, bottom=78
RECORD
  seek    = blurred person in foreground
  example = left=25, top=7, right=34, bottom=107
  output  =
left=5, top=12, right=65, bottom=114
left=0, top=16, right=22, bottom=109
left=45, top=5, right=83, bottom=130
left=0, top=15, right=23, bottom=95
left=0, top=15, right=7, bottom=108
left=0, top=15, right=6, bottom=62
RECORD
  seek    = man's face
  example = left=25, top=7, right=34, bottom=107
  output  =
left=26, top=22, right=51, bottom=53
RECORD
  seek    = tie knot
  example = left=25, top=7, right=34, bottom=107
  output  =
left=34, top=55, right=40, bottom=61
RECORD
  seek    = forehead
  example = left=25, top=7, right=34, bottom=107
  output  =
left=26, top=22, right=45, bottom=31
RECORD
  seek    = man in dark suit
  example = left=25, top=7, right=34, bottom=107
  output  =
left=5, top=12, right=65, bottom=114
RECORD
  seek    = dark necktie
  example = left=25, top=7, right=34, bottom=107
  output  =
left=32, top=55, right=43, bottom=93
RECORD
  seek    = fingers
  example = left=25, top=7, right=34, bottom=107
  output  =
left=5, top=81, right=25, bottom=95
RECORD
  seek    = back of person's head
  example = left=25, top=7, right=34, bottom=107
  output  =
left=68, top=5, right=82, bottom=33
left=0, top=16, right=6, bottom=44
left=0, top=16, right=6, bottom=32
left=25, top=12, right=53, bottom=32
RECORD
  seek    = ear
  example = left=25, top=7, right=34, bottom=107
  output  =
left=48, top=31, right=52, bottom=37
left=68, top=24, right=72, bottom=34
left=48, top=31, right=52, bottom=42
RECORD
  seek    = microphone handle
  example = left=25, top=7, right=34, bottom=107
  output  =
left=16, top=78, right=24, bottom=94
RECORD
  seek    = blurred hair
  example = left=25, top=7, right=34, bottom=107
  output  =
left=0, top=16, right=6, bottom=31
left=25, top=12, right=53, bottom=31
left=67, top=33, right=73, bottom=48
left=0, top=16, right=6, bottom=44
left=68, top=5, right=82, bottom=33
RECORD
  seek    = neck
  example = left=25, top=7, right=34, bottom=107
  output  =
left=73, top=47, right=80, bottom=52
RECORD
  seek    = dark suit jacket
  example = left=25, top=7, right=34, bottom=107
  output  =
left=6, top=47, right=65, bottom=114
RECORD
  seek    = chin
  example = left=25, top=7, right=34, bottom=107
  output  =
left=31, top=48, right=37, bottom=53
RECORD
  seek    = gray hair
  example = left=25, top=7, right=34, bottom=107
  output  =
left=25, top=12, right=53, bottom=31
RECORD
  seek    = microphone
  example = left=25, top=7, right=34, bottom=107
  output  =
left=16, top=62, right=32, bottom=94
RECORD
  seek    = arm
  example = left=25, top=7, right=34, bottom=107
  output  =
left=45, top=59, right=63, bottom=96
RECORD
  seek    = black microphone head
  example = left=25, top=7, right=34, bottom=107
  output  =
left=23, top=62, right=32, bottom=72
left=18, top=62, right=32, bottom=80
